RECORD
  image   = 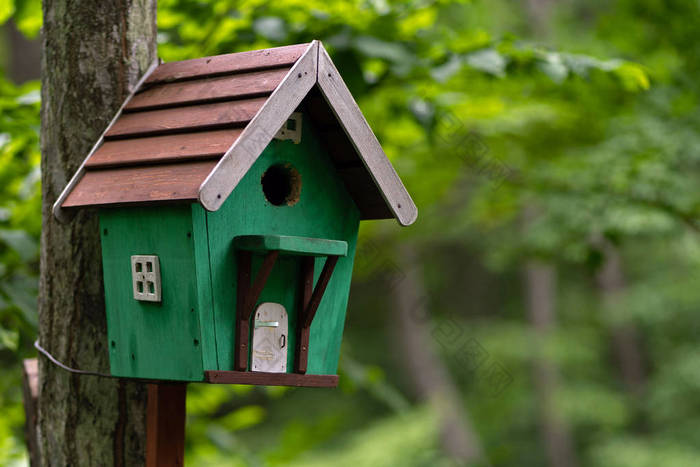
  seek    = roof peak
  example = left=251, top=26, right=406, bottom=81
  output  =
left=54, top=41, right=417, bottom=226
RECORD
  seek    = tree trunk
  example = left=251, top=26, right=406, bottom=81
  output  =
left=390, top=245, right=485, bottom=465
left=38, top=1, right=156, bottom=465
left=523, top=260, right=578, bottom=467
left=595, top=240, right=645, bottom=396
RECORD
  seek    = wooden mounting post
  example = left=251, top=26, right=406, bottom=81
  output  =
left=146, top=383, right=187, bottom=467
left=295, top=255, right=339, bottom=373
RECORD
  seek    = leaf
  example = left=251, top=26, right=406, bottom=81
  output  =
left=219, top=405, right=266, bottom=431
left=465, top=48, right=507, bottom=77
left=353, top=36, right=414, bottom=65
left=0, top=275, right=38, bottom=326
left=14, top=0, right=41, bottom=38
left=614, top=62, right=651, bottom=92
left=0, top=229, right=37, bottom=262
left=430, top=55, right=463, bottom=82
left=0, top=0, right=14, bottom=26
left=539, top=53, right=569, bottom=83
left=16, top=89, right=40, bottom=105
left=0, top=327, right=19, bottom=351
left=408, top=98, right=434, bottom=127
left=252, top=16, right=287, bottom=42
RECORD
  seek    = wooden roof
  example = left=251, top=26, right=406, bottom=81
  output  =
left=54, top=41, right=417, bottom=226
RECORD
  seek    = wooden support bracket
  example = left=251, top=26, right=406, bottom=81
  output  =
left=294, top=257, right=314, bottom=374
left=233, top=235, right=341, bottom=375
left=302, top=256, right=339, bottom=328
left=234, top=250, right=279, bottom=371
left=294, top=255, right=339, bottom=374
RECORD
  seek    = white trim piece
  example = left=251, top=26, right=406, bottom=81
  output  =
left=52, top=59, right=161, bottom=223
left=198, top=42, right=319, bottom=211
left=315, top=43, right=417, bottom=226
left=130, top=255, right=162, bottom=302
left=274, top=112, right=302, bottom=144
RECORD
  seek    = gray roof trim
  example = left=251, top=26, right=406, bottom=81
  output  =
left=198, top=41, right=318, bottom=210
left=315, top=43, right=417, bottom=226
left=54, top=41, right=417, bottom=226
left=199, top=40, right=417, bottom=225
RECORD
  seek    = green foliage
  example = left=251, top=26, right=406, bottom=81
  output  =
left=0, top=0, right=42, bottom=37
left=0, top=75, right=40, bottom=467
left=2, top=0, right=700, bottom=466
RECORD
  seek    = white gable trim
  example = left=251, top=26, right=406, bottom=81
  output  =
left=54, top=41, right=418, bottom=226
left=198, top=41, right=319, bottom=210
left=200, top=40, right=417, bottom=225
left=315, top=44, right=417, bottom=226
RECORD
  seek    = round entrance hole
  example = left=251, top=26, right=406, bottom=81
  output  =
left=261, top=163, right=301, bottom=206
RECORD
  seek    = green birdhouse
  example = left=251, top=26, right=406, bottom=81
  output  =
left=53, top=41, right=416, bottom=388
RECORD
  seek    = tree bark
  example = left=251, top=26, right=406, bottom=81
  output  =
left=390, top=246, right=485, bottom=465
left=523, top=260, right=578, bottom=467
left=38, top=1, right=156, bottom=465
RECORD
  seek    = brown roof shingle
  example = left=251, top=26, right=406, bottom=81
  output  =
left=61, top=45, right=306, bottom=208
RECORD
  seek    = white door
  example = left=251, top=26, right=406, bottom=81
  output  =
left=251, top=302, right=288, bottom=373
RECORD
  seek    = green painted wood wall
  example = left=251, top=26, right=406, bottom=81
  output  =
left=205, top=114, right=360, bottom=376
left=100, top=206, right=204, bottom=381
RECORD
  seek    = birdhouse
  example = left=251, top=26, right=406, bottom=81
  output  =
left=53, top=41, right=416, bottom=388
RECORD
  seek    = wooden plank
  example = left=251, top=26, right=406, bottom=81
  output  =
left=199, top=41, right=319, bottom=210
left=85, top=130, right=242, bottom=168
left=234, top=250, right=252, bottom=372
left=243, top=251, right=279, bottom=320
left=146, top=383, right=186, bottom=467
left=100, top=206, right=205, bottom=381
left=316, top=43, right=417, bottom=226
left=146, top=43, right=309, bottom=84
left=106, top=97, right=267, bottom=139
left=192, top=204, right=219, bottom=371
left=303, top=256, right=339, bottom=328
left=234, top=235, right=348, bottom=257
left=62, top=161, right=216, bottom=208
left=204, top=370, right=338, bottom=388
left=295, top=257, right=314, bottom=374
left=128, top=68, right=288, bottom=111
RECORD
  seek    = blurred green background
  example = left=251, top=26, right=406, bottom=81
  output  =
left=2, top=0, right=700, bottom=466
